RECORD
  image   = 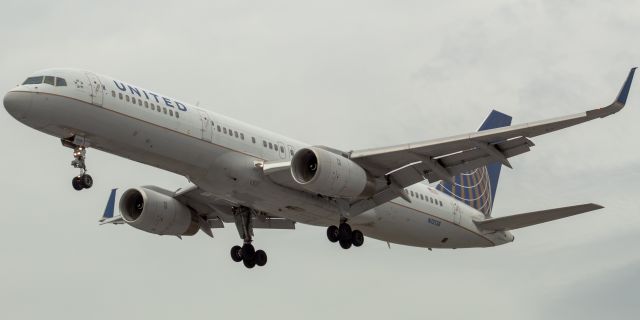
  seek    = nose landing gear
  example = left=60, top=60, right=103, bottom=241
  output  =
left=70, top=145, right=93, bottom=191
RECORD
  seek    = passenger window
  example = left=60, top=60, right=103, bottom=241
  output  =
left=252, top=137, right=256, bottom=144
left=125, top=95, right=130, bottom=102
left=280, top=146, right=284, bottom=153
left=223, top=128, right=227, bottom=134
left=119, top=92, right=123, bottom=100
left=430, top=198, right=434, bottom=204
left=228, top=130, right=233, bottom=137
left=217, top=125, right=221, bottom=132
left=44, top=76, right=55, bottom=85
left=132, top=97, right=136, bottom=104
left=439, top=200, right=443, bottom=206
left=111, top=90, right=116, bottom=98
left=169, top=110, right=173, bottom=116
left=138, top=100, right=142, bottom=106
left=240, top=133, right=245, bottom=140
left=151, top=104, right=155, bottom=111
left=268, top=142, right=273, bottom=149
left=22, top=76, right=43, bottom=85
left=144, top=101, right=148, bottom=108
left=163, top=108, right=167, bottom=114
left=157, top=106, right=161, bottom=113
left=234, top=131, right=239, bottom=138
left=420, top=194, right=424, bottom=200
left=290, top=149, right=294, bottom=156
left=175, top=112, right=180, bottom=118
left=55, top=78, right=67, bottom=86
left=263, top=140, right=267, bottom=147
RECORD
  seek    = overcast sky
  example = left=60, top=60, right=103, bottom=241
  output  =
left=1, top=1, right=639, bottom=319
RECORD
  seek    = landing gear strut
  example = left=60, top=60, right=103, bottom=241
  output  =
left=70, top=145, right=93, bottom=191
left=230, top=206, right=268, bottom=268
left=327, top=220, right=364, bottom=249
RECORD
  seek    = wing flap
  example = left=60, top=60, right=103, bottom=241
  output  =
left=175, top=184, right=296, bottom=230
left=474, top=203, right=604, bottom=231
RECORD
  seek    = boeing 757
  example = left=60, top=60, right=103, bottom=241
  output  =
left=3, top=68, right=635, bottom=268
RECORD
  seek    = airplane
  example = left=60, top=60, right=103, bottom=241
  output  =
left=3, top=67, right=635, bottom=269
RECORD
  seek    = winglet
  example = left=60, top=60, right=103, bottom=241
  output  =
left=101, top=188, right=118, bottom=220
left=588, top=68, right=637, bottom=119
left=615, top=67, right=636, bottom=105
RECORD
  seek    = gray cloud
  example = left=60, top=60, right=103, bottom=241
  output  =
left=1, top=1, right=639, bottom=319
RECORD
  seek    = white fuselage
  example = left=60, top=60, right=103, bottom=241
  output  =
left=3, top=68, right=514, bottom=249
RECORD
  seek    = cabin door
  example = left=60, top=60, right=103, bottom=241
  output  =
left=85, top=72, right=103, bottom=106
left=198, top=110, right=213, bottom=142
left=452, top=202, right=462, bottom=225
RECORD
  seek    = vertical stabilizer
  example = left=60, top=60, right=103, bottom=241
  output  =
left=436, top=110, right=512, bottom=216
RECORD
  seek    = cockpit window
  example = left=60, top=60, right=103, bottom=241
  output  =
left=55, top=78, right=67, bottom=86
left=22, top=76, right=43, bottom=85
left=44, top=76, right=55, bottom=85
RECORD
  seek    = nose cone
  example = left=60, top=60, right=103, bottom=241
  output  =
left=3, top=91, right=33, bottom=120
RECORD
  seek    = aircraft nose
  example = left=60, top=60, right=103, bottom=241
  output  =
left=3, top=91, right=33, bottom=120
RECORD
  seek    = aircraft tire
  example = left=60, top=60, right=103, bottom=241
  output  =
left=80, top=174, right=93, bottom=189
left=243, top=256, right=256, bottom=269
left=255, top=250, right=267, bottom=267
left=327, top=225, right=340, bottom=242
left=72, top=176, right=83, bottom=191
left=339, top=238, right=352, bottom=250
left=230, top=245, right=243, bottom=262
left=242, top=243, right=255, bottom=260
left=351, top=230, right=364, bottom=247
left=338, top=223, right=352, bottom=239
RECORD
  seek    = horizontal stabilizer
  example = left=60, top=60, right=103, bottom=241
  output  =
left=99, top=188, right=125, bottom=225
left=474, top=203, right=603, bottom=231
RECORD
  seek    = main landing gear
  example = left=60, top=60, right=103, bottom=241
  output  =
left=230, top=206, right=268, bottom=269
left=326, top=221, right=364, bottom=249
left=70, top=145, right=93, bottom=191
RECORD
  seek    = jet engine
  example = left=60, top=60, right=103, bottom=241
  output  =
left=119, top=187, right=199, bottom=236
left=291, top=147, right=375, bottom=198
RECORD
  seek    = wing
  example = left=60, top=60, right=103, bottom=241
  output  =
left=344, top=69, right=635, bottom=215
left=351, top=68, right=636, bottom=184
left=98, top=185, right=296, bottom=236
left=474, top=203, right=603, bottom=231
left=259, top=69, right=635, bottom=217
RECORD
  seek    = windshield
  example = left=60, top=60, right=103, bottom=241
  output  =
left=22, top=76, right=43, bottom=85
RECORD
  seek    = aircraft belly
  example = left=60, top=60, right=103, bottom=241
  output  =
left=357, top=202, right=495, bottom=248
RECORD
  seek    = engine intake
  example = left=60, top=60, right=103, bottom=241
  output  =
left=119, top=187, right=198, bottom=236
left=291, top=147, right=375, bottom=198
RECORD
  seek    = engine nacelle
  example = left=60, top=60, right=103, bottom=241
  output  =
left=119, top=187, right=199, bottom=236
left=291, top=147, right=375, bottom=198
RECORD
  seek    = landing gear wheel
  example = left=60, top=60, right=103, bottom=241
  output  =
left=230, top=245, right=243, bottom=262
left=72, top=176, right=83, bottom=191
left=327, top=225, right=340, bottom=243
left=351, top=230, right=364, bottom=247
left=242, top=243, right=255, bottom=261
left=339, top=238, right=352, bottom=249
left=338, top=223, right=352, bottom=238
left=243, top=256, right=256, bottom=269
left=254, top=250, right=267, bottom=267
left=80, top=174, right=93, bottom=189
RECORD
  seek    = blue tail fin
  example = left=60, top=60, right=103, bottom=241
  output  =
left=436, top=110, right=512, bottom=216
left=102, top=188, right=118, bottom=219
